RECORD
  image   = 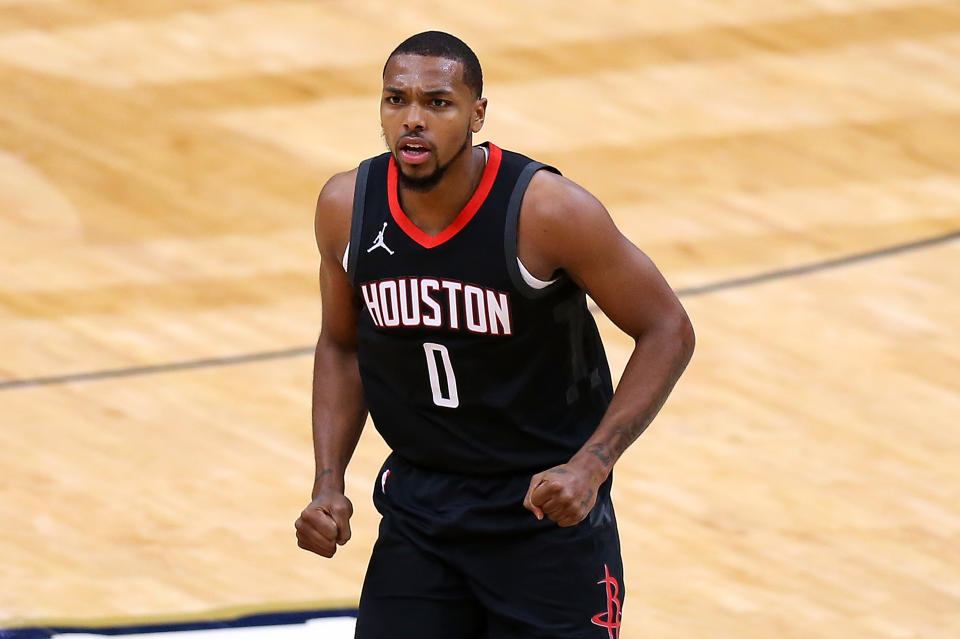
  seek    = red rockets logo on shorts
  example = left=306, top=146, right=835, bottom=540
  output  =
left=359, top=277, right=512, bottom=336
left=591, top=564, right=622, bottom=639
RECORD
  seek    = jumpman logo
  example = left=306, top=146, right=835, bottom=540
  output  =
left=590, top=564, right=622, bottom=639
left=367, top=222, right=395, bottom=255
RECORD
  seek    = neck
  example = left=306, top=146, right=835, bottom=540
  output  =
left=398, top=142, right=485, bottom=235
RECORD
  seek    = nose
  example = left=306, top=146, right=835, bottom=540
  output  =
left=402, top=103, right=425, bottom=132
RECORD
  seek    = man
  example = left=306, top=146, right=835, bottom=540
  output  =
left=296, top=31, right=695, bottom=639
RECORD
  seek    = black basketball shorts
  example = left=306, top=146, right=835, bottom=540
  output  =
left=353, top=453, right=625, bottom=639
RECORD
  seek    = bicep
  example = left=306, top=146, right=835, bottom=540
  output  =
left=314, top=170, right=359, bottom=349
left=569, top=230, right=684, bottom=339
left=533, top=179, right=686, bottom=339
left=318, top=255, right=358, bottom=349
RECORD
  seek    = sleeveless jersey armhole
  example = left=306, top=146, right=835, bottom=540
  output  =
left=345, top=159, right=372, bottom=287
left=504, top=161, right=567, bottom=299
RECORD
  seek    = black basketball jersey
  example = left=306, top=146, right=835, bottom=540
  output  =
left=345, top=142, right=613, bottom=476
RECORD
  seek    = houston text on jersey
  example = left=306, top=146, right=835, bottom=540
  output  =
left=359, top=277, right=513, bottom=335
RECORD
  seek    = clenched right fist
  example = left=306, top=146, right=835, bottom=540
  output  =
left=295, top=492, right=353, bottom=558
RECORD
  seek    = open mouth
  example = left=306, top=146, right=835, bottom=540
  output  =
left=399, top=141, right=431, bottom=164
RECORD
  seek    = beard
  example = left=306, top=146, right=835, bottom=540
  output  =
left=387, top=126, right=473, bottom=193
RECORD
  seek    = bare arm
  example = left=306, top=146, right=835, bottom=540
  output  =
left=295, top=169, right=368, bottom=557
left=521, top=171, right=695, bottom=526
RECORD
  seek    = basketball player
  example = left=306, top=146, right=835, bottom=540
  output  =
left=295, top=31, right=695, bottom=638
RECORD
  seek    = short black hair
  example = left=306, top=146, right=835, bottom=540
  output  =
left=384, top=31, right=483, bottom=98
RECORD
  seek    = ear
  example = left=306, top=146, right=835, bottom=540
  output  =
left=471, top=97, right=487, bottom=133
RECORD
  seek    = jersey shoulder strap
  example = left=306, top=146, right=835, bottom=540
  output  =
left=345, top=154, right=386, bottom=286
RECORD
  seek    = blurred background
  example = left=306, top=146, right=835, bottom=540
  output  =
left=1, top=1, right=958, bottom=637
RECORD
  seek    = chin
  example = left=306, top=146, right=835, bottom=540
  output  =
left=399, top=172, right=443, bottom=192
left=398, top=164, right=445, bottom=192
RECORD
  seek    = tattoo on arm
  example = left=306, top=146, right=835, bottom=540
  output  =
left=315, top=468, right=334, bottom=483
left=609, top=350, right=692, bottom=459
left=586, top=442, right=613, bottom=467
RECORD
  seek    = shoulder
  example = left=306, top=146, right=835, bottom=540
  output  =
left=314, top=168, right=358, bottom=257
left=523, top=169, right=611, bottom=229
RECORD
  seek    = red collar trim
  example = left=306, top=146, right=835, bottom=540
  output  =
left=387, top=143, right=502, bottom=249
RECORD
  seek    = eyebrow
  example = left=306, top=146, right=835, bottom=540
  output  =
left=383, top=86, right=455, bottom=96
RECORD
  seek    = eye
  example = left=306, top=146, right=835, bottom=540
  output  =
left=429, top=98, right=450, bottom=108
left=385, top=95, right=402, bottom=105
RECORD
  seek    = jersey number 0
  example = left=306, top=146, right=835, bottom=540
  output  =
left=422, top=343, right=459, bottom=408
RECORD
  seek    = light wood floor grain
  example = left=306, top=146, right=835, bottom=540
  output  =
left=2, top=1, right=958, bottom=637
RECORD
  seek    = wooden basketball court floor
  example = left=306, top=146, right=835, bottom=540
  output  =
left=1, top=0, right=959, bottom=637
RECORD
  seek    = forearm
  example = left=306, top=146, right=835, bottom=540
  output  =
left=570, top=315, right=695, bottom=482
left=311, top=334, right=367, bottom=498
